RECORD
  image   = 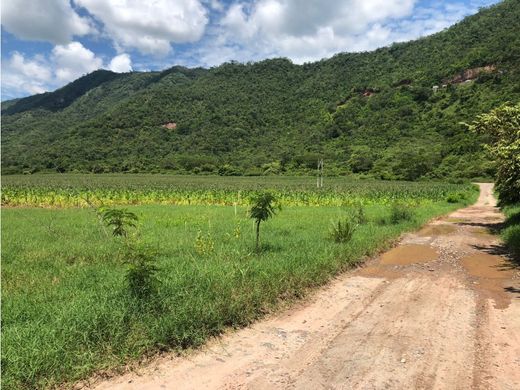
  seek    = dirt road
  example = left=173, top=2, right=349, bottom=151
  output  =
left=92, top=183, right=519, bottom=390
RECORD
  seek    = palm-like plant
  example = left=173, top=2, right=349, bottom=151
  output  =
left=100, top=208, right=138, bottom=237
left=249, top=192, right=279, bottom=251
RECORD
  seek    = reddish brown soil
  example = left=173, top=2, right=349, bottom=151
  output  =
left=380, top=244, right=438, bottom=265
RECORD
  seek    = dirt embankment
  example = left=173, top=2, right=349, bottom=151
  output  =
left=89, top=183, right=520, bottom=390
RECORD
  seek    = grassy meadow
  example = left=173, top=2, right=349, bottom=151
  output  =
left=1, top=175, right=479, bottom=389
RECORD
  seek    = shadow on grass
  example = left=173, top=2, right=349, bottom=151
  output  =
left=255, top=242, right=284, bottom=254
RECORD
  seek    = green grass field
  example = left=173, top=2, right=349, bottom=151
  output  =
left=1, top=175, right=479, bottom=389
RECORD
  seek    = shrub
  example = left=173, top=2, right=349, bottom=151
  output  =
left=503, top=225, right=520, bottom=257
left=329, top=217, right=357, bottom=243
left=194, top=229, right=215, bottom=255
left=100, top=208, right=138, bottom=237
left=350, top=203, right=368, bottom=224
left=446, top=191, right=468, bottom=203
left=124, top=244, right=160, bottom=299
left=390, top=203, right=415, bottom=224
left=502, top=206, right=520, bottom=258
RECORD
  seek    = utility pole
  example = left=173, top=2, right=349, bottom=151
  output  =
left=317, top=159, right=324, bottom=188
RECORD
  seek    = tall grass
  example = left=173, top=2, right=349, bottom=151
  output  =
left=501, top=204, right=520, bottom=258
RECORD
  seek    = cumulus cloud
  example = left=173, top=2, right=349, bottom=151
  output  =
left=108, top=53, right=133, bottom=73
left=1, top=53, right=52, bottom=97
left=75, top=0, right=209, bottom=55
left=189, top=0, right=492, bottom=66
left=212, top=0, right=417, bottom=64
left=1, top=43, right=133, bottom=99
left=52, top=42, right=103, bottom=83
left=1, top=0, right=93, bottom=44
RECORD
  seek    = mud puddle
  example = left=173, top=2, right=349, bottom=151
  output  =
left=461, top=253, right=515, bottom=279
left=461, top=253, right=517, bottom=309
left=418, top=224, right=456, bottom=236
left=380, top=244, right=438, bottom=266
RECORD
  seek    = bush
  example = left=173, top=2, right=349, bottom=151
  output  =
left=503, top=226, right=520, bottom=257
left=124, top=244, right=160, bottom=299
left=349, top=203, right=368, bottom=224
left=100, top=208, right=138, bottom=237
left=501, top=205, right=520, bottom=258
left=446, top=191, right=467, bottom=203
left=390, top=203, right=415, bottom=224
left=329, top=217, right=357, bottom=243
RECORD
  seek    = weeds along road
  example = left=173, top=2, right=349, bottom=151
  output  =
left=91, top=183, right=520, bottom=390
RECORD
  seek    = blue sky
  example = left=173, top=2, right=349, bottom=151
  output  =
left=1, top=0, right=500, bottom=100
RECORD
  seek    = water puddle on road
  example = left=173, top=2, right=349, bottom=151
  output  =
left=380, top=244, right=438, bottom=266
left=418, top=225, right=456, bottom=237
left=461, top=253, right=514, bottom=279
left=470, top=227, right=496, bottom=239
left=461, top=253, right=518, bottom=309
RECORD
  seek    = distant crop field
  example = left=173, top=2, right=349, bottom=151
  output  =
left=1, top=175, right=479, bottom=389
left=1, top=174, right=474, bottom=207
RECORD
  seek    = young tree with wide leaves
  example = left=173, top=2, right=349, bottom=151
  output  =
left=249, top=192, right=280, bottom=251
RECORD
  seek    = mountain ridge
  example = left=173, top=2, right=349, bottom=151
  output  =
left=2, top=0, right=520, bottom=179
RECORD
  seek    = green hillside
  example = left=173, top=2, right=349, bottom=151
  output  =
left=2, top=0, right=520, bottom=179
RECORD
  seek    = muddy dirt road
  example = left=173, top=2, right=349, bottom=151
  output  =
left=92, top=183, right=519, bottom=390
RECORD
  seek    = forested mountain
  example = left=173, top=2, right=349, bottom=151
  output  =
left=2, top=0, right=520, bottom=179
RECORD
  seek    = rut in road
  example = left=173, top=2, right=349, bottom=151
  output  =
left=90, top=183, right=519, bottom=390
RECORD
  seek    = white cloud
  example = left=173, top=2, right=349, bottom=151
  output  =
left=1, top=43, right=133, bottom=99
left=108, top=53, right=133, bottom=73
left=212, top=0, right=418, bottom=64
left=1, top=0, right=93, bottom=44
left=189, top=0, right=492, bottom=66
left=75, top=0, right=209, bottom=55
left=1, top=53, right=52, bottom=98
left=52, top=42, right=103, bottom=83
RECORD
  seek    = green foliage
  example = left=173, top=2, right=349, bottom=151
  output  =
left=446, top=191, right=469, bottom=203
left=100, top=207, right=138, bottom=237
left=249, top=192, right=279, bottom=250
left=470, top=103, right=520, bottom=204
left=390, top=203, right=415, bottom=224
left=348, top=203, right=368, bottom=224
left=501, top=204, right=520, bottom=258
left=124, top=244, right=160, bottom=299
left=194, top=229, right=215, bottom=255
left=2, top=1, right=520, bottom=179
left=329, top=217, right=357, bottom=243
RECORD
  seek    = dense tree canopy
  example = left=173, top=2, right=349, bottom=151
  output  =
left=470, top=103, right=520, bottom=204
left=2, top=0, right=520, bottom=179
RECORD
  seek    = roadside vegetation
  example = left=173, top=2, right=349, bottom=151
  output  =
left=501, top=205, right=520, bottom=259
left=470, top=102, right=519, bottom=260
left=1, top=177, right=478, bottom=389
